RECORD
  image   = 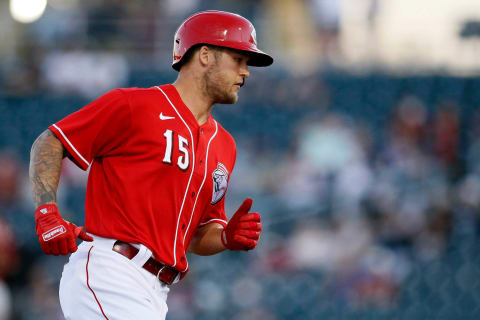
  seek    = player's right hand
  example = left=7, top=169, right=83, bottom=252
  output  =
left=34, top=203, right=93, bottom=256
left=222, top=198, right=262, bottom=251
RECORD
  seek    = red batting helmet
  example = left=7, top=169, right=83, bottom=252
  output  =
left=172, top=10, right=273, bottom=71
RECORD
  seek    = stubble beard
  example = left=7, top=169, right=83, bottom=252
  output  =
left=203, top=65, right=238, bottom=105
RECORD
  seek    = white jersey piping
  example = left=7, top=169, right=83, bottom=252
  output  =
left=52, top=124, right=90, bottom=167
left=156, top=86, right=195, bottom=268
left=181, top=120, right=218, bottom=272
left=199, top=218, right=228, bottom=226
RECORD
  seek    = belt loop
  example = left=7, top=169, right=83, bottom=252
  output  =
left=130, top=245, right=150, bottom=268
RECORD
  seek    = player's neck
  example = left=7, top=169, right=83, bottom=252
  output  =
left=172, top=76, right=213, bottom=126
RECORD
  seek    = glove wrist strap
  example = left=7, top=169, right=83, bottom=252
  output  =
left=34, top=203, right=59, bottom=220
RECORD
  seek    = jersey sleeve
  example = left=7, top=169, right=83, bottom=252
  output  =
left=199, top=139, right=237, bottom=228
left=49, top=89, right=131, bottom=170
left=198, top=196, right=229, bottom=228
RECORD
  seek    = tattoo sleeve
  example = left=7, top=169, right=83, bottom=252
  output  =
left=29, top=129, right=65, bottom=207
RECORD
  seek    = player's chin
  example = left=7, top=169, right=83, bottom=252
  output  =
left=230, top=89, right=240, bottom=103
left=219, top=92, right=238, bottom=104
left=230, top=93, right=239, bottom=104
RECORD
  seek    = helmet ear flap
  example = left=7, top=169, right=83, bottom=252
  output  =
left=173, top=44, right=203, bottom=71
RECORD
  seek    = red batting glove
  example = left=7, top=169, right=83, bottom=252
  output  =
left=222, top=198, right=262, bottom=251
left=34, top=204, right=93, bottom=256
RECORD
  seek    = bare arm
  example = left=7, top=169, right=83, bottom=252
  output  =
left=29, top=129, right=66, bottom=207
left=30, top=129, right=93, bottom=255
left=188, top=223, right=226, bottom=256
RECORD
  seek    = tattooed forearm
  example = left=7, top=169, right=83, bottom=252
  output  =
left=29, top=129, right=65, bottom=207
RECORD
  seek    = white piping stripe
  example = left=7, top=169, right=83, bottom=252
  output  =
left=199, top=218, right=228, bottom=226
left=52, top=124, right=90, bottom=167
left=182, top=120, right=218, bottom=272
left=156, top=86, right=195, bottom=268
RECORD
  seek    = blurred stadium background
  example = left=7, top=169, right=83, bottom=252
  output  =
left=1, top=0, right=480, bottom=319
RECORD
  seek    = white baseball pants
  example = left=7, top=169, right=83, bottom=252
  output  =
left=59, top=235, right=169, bottom=320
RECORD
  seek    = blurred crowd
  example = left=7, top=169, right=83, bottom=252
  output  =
left=206, top=73, right=480, bottom=319
left=1, top=70, right=480, bottom=319
left=1, top=0, right=480, bottom=319
left=0, top=0, right=350, bottom=97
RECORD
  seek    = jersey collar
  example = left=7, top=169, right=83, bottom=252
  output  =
left=161, top=84, right=215, bottom=130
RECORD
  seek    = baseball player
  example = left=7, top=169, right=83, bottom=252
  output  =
left=29, top=10, right=273, bottom=320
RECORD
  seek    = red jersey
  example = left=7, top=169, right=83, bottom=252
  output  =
left=49, top=84, right=236, bottom=273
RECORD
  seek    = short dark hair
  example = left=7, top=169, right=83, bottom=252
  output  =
left=178, top=44, right=226, bottom=70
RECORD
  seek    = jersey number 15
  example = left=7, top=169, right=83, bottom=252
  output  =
left=162, top=129, right=189, bottom=171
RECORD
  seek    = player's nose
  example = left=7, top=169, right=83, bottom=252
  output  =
left=240, top=65, right=250, bottom=79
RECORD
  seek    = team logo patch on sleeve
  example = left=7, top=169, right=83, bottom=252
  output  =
left=211, top=162, right=229, bottom=205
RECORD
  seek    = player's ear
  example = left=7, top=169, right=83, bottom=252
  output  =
left=198, top=45, right=212, bottom=67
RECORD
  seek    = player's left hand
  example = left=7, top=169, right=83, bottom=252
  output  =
left=222, top=198, right=262, bottom=251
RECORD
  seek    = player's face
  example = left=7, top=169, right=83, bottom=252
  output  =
left=203, top=49, right=250, bottom=104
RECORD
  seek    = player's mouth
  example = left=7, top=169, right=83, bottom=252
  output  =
left=234, top=81, right=244, bottom=90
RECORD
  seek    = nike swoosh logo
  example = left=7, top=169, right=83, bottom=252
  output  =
left=159, top=113, right=175, bottom=120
